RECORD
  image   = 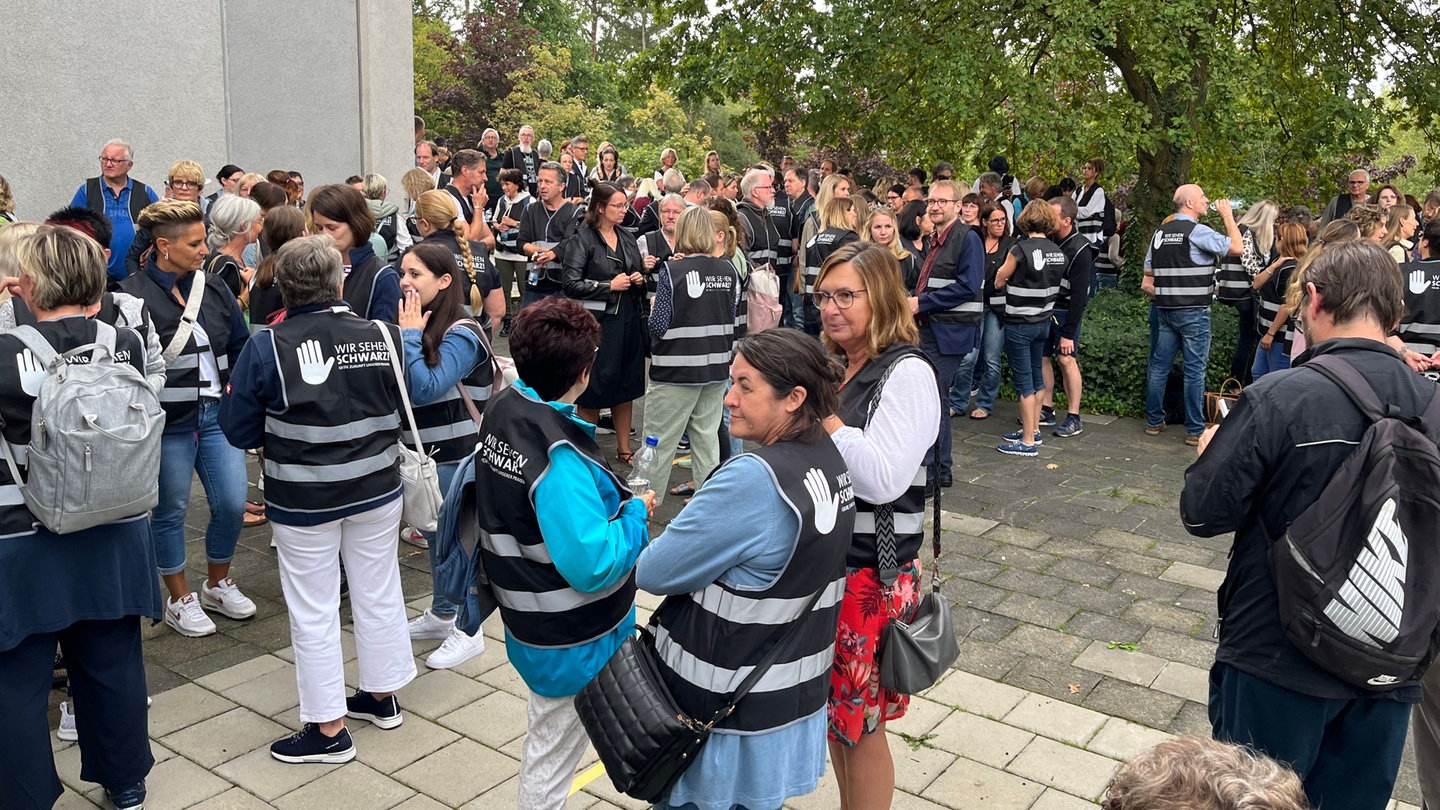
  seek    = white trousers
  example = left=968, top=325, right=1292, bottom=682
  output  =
left=518, top=692, right=591, bottom=809
left=272, top=497, right=416, bottom=723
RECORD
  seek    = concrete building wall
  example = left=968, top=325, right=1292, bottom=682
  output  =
left=0, top=1, right=412, bottom=223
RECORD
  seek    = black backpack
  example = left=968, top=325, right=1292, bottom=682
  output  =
left=1273, top=354, right=1440, bottom=691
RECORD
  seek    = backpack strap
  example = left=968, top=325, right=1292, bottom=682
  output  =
left=8, top=325, right=60, bottom=369
left=1303, top=354, right=1390, bottom=423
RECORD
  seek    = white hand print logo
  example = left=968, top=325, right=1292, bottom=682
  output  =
left=296, top=339, right=335, bottom=385
left=1152, top=231, right=1164, bottom=250
left=17, top=349, right=46, bottom=397
left=1409, top=269, right=1429, bottom=295
left=1031, top=248, right=1045, bottom=270
left=804, top=467, right=840, bottom=534
left=686, top=269, right=704, bottom=299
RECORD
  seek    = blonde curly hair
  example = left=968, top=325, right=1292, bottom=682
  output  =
left=1103, top=737, right=1311, bottom=810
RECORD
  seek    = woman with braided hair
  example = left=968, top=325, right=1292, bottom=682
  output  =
left=410, top=190, right=504, bottom=329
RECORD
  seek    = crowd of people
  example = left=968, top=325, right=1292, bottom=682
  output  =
left=1, top=125, right=1438, bottom=810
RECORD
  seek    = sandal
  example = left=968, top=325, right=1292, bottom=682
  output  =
left=615, top=451, right=634, bottom=467
left=243, top=509, right=268, bottom=528
left=669, top=481, right=697, bottom=497
left=245, top=500, right=265, bottom=515
left=969, top=409, right=990, bottom=420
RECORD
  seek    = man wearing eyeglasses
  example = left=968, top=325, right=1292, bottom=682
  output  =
left=910, top=179, right=984, bottom=491
left=71, top=139, right=159, bottom=284
left=1321, top=170, right=1371, bottom=225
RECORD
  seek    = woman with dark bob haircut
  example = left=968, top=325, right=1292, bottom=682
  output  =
left=562, top=181, right=648, bottom=466
left=473, top=296, right=655, bottom=807
left=306, top=184, right=401, bottom=322
left=636, top=327, right=855, bottom=810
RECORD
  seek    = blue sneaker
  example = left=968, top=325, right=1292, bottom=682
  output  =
left=1053, top=414, right=1084, bottom=438
left=106, top=781, right=146, bottom=810
left=997, top=440, right=1039, bottom=457
left=1003, top=429, right=1044, bottom=445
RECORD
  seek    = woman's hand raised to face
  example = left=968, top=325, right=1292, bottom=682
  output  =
left=398, top=288, right=430, bottom=331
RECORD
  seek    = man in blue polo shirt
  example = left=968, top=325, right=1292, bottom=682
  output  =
left=1141, top=184, right=1241, bottom=445
left=70, top=139, right=159, bottom=284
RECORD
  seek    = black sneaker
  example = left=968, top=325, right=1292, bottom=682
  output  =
left=1038, top=406, right=1057, bottom=427
left=677, top=435, right=691, bottom=452
left=105, top=781, right=146, bottom=810
left=346, top=690, right=403, bottom=730
left=270, top=723, right=357, bottom=764
left=498, top=315, right=512, bottom=337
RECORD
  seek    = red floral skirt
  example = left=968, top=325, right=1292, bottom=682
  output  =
left=826, top=559, right=921, bottom=746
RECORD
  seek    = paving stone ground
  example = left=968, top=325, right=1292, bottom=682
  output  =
left=45, top=394, right=1425, bottom=809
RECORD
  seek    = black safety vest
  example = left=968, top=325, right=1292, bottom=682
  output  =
left=1004, top=238, right=1067, bottom=324
left=767, top=202, right=794, bottom=270
left=1055, top=231, right=1094, bottom=312
left=802, top=227, right=860, bottom=328
left=475, top=386, right=636, bottom=648
left=84, top=177, right=154, bottom=224
left=407, top=319, right=492, bottom=464
left=836, top=344, right=931, bottom=567
left=650, top=255, right=738, bottom=385
left=1149, top=220, right=1214, bottom=308
left=1399, top=258, right=1440, bottom=355
left=983, top=237, right=1016, bottom=315
left=261, top=309, right=403, bottom=517
left=120, top=267, right=239, bottom=426
left=919, top=223, right=984, bottom=326
left=1214, top=225, right=1254, bottom=303
left=1255, top=259, right=1296, bottom=349
left=650, top=435, right=853, bottom=732
left=739, top=202, right=780, bottom=271
left=342, top=253, right=393, bottom=321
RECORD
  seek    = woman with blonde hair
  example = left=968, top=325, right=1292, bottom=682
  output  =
left=862, top=206, right=917, bottom=283
left=410, top=190, right=504, bottom=324
left=1344, top=202, right=1388, bottom=242
left=797, top=173, right=854, bottom=283
left=799, top=195, right=860, bottom=335
left=1251, top=222, right=1309, bottom=379
left=815, top=242, right=939, bottom=810
left=396, top=167, right=437, bottom=255
left=1216, top=199, right=1280, bottom=384
left=1382, top=204, right=1419, bottom=264
left=236, top=172, right=265, bottom=199
left=0, top=174, right=15, bottom=226
left=655, top=148, right=679, bottom=182
left=165, top=160, right=207, bottom=208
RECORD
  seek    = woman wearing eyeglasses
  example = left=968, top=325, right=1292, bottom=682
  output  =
left=814, top=242, right=940, bottom=810
left=562, top=182, right=647, bottom=466
left=972, top=201, right=1016, bottom=420
left=165, top=161, right=207, bottom=210
left=799, top=196, right=861, bottom=335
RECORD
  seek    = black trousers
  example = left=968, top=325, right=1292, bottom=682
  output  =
left=1209, top=661, right=1409, bottom=810
left=0, top=617, right=153, bottom=808
left=1221, top=296, right=1258, bottom=386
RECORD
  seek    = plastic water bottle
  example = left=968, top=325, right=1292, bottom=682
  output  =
left=627, top=436, right=660, bottom=495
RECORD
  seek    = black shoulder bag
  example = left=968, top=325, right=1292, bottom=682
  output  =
left=573, top=585, right=826, bottom=802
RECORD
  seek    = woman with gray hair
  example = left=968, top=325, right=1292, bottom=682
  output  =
left=220, top=234, right=415, bottom=765
left=204, top=194, right=263, bottom=299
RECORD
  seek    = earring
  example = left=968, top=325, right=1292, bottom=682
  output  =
left=163, top=251, right=170, bottom=261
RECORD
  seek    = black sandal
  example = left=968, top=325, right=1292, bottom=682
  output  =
left=615, top=451, right=634, bottom=467
left=669, top=481, right=697, bottom=497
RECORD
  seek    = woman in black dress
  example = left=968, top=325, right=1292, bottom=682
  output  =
left=562, top=182, right=647, bottom=464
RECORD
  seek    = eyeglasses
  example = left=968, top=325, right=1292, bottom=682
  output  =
left=925, top=199, right=957, bottom=207
left=814, top=288, right=868, bottom=309
left=987, top=216, right=1007, bottom=224
left=169, top=179, right=200, bottom=189
left=99, top=156, right=131, bottom=165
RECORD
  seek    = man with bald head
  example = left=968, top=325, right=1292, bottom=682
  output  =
left=1141, top=184, right=1242, bottom=444
left=1322, top=169, right=1371, bottom=225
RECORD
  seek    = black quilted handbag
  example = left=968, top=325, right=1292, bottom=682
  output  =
left=574, top=588, right=826, bottom=802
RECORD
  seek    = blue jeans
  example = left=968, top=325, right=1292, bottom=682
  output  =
left=426, top=461, right=461, bottom=619
left=1252, top=342, right=1291, bottom=380
left=153, top=398, right=247, bottom=576
left=1145, top=306, right=1212, bottom=436
left=920, top=326, right=975, bottom=479
left=1003, top=320, right=1050, bottom=397
left=973, top=310, right=1006, bottom=414
left=778, top=268, right=797, bottom=329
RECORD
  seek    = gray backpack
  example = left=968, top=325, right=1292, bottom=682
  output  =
left=0, top=322, right=163, bottom=533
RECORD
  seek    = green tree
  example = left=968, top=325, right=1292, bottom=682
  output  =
left=639, top=0, right=1440, bottom=234
left=412, top=16, right=462, bottom=138
left=491, top=46, right=613, bottom=149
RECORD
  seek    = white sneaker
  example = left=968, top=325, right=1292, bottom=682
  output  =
left=200, top=577, right=257, bottom=620
left=399, top=525, right=428, bottom=549
left=407, top=609, right=455, bottom=641
left=165, top=593, right=217, bottom=637
left=57, top=700, right=77, bottom=742
left=425, top=627, right=485, bottom=669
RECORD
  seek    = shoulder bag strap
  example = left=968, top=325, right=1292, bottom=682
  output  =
left=862, top=348, right=932, bottom=587
left=1304, top=354, right=1387, bottom=422
left=374, top=321, right=427, bottom=458
left=702, top=584, right=829, bottom=728
left=456, top=384, right=483, bottom=426
left=162, top=270, right=207, bottom=364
